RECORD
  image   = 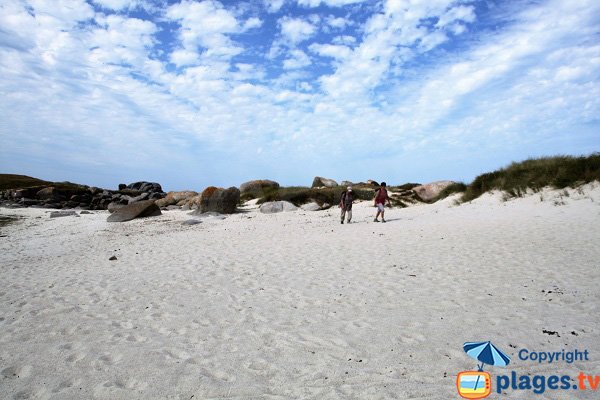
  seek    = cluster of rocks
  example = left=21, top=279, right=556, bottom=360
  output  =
left=0, top=181, right=166, bottom=210
left=311, top=177, right=380, bottom=188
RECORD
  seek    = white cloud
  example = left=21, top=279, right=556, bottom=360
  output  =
left=279, top=16, right=317, bottom=44
left=325, top=16, right=350, bottom=29
left=243, top=17, right=263, bottom=30
left=283, top=49, right=311, bottom=69
left=92, top=0, right=138, bottom=11
left=298, top=0, right=367, bottom=7
left=166, top=0, right=255, bottom=64
left=264, top=0, right=285, bottom=13
left=309, top=43, right=351, bottom=60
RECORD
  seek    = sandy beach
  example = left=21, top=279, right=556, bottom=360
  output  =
left=1, top=185, right=599, bottom=399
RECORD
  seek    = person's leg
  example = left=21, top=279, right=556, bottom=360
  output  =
left=381, top=209, right=386, bottom=222
left=347, top=209, right=352, bottom=223
left=340, top=207, right=346, bottom=224
left=374, top=204, right=382, bottom=221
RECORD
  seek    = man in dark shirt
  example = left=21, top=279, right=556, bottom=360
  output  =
left=339, top=186, right=354, bottom=224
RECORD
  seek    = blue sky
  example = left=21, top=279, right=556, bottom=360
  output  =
left=0, top=0, right=598, bottom=191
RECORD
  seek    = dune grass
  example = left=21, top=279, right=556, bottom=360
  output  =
left=255, top=185, right=375, bottom=207
left=461, top=153, right=600, bottom=202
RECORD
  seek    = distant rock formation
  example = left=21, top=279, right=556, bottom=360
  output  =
left=239, top=180, right=280, bottom=196
left=0, top=179, right=166, bottom=211
left=107, top=200, right=162, bottom=222
left=198, top=186, right=240, bottom=214
left=260, top=201, right=298, bottom=213
left=412, top=181, right=456, bottom=201
left=126, top=181, right=163, bottom=193
left=155, top=191, right=198, bottom=208
left=312, top=177, right=338, bottom=188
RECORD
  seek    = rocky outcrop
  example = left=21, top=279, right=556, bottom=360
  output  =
left=107, top=200, right=162, bottom=222
left=239, top=180, right=280, bottom=196
left=0, top=181, right=166, bottom=210
left=367, top=179, right=379, bottom=186
left=155, top=191, right=198, bottom=208
left=311, top=177, right=338, bottom=188
left=126, top=181, right=163, bottom=193
left=412, top=181, right=456, bottom=202
left=198, top=187, right=240, bottom=214
left=259, top=201, right=298, bottom=213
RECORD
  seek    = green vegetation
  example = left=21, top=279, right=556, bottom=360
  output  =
left=429, top=182, right=467, bottom=203
left=0, top=174, right=87, bottom=191
left=255, top=185, right=375, bottom=207
left=461, top=153, right=600, bottom=202
left=0, top=174, right=51, bottom=190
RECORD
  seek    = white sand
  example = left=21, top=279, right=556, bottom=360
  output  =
left=1, top=184, right=599, bottom=399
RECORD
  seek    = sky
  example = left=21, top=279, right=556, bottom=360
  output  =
left=0, top=0, right=598, bottom=191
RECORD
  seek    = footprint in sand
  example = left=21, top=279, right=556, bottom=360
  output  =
left=52, top=378, right=81, bottom=393
left=65, top=351, right=86, bottom=363
left=98, top=352, right=123, bottom=365
left=1, top=365, right=32, bottom=379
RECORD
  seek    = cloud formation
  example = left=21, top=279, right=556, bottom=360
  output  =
left=0, top=0, right=598, bottom=190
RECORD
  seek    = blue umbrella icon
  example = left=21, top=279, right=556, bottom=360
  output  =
left=463, top=341, right=511, bottom=392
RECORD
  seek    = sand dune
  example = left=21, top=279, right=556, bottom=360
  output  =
left=1, top=184, right=599, bottom=399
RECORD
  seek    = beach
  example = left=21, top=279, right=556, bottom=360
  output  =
left=1, top=185, right=599, bottom=399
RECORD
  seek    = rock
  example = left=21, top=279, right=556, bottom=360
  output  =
left=412, top=180, right=456, bottom=201
left=187, top=195, right=202, bottom=210
left=239, top=180, right=280, bottom=195
left=80, top=210, right=92, bottom=214
left=126, top=192, right=149, bottom=204
left=300, top=202, right=321, bottom=211
left=126, top=181, right=163, bottom=193
left=37, top=187, right=61, bottom=200
left=312, top=177, right=338, bottom=188
left=50, top=211, right=77, bottom=218
left=21, top=198, right=39, bottom=206
left=181, top=219, right=202, bottom=226
left=107, top=199, right=161, bottom=222
left=107, top=202, right=126, bottom=213
left=155, top=191, right=198, bottom=208
left=109, top=255, right=117, bottom=261
left=367, top=179, right=379, bottom=186
left=340, top=181, right=354, bottom=187
left=166, top=205, right=180, bottom=210
left=118, top=184, right=127, bottom=190
left=259, top=201, right=298, bottom=213
left=198, top=186, right=240, bottom=214
left=322, top=203, right=331, bottom=209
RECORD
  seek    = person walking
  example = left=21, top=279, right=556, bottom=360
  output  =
left=374, top=182, right=391, bottom=223
left=339, top=186, right=354, bottom=224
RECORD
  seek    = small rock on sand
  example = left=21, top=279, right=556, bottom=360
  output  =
left=49, top=211, right=78, bottom=218
left=300, top=202, right=321, bottom=211
left=107, top=200, right=161, bottom=222
left=260, top=201, right=298, bottom=213
left=181, top=219, right=202, bottom=225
